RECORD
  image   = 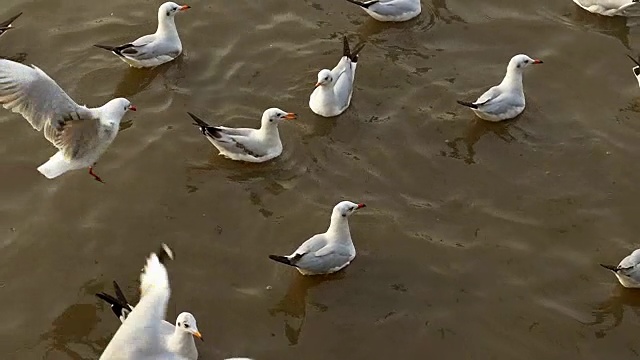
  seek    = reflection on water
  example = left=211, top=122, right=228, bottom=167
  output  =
left=586, top=285, right=640, bottom=339
left=268, top=273, right=345, bottom=345
left=445, top=119, right=518, bottom=164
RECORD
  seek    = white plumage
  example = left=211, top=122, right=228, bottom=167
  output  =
left=344, top=0, right=421, bottom=22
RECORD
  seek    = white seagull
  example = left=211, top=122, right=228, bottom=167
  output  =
left=0, top=12, right=22, bottom=38
left=457, top=54, right=543, bottom=122
left=97, top=281, right=202, bottom=360
left=573, top=0, right=640, bottom=16
left=99, top=244, right=199, bottom=360
left=188, top=108, right=297, bottom=163
left=344, top=0, right=421, bottom=22
left=94, top=2, right=190, bottom=68
left=309, top=36, right=364, bottom=118
left=0, top=59, right=136, bottom=182
left=269, top=201, right=366, bottom=275
left=627, top=54, right=640, bottom=87
left=601, top=249, right=640, bottom=288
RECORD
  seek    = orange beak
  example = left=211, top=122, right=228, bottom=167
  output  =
left=314, top=82, right=321, bottom=88
left=192, top=331, right=204, bottom=341
left=179, top=5, right=191, bottom=11
left=532, top=59, right=543, bottom=64
left=284, top=113, right=297, bottom=120
left=128, top=105, right=137, bottom=111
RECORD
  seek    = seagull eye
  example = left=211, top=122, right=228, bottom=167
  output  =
left=178, top=322, right=181, bottom=326
left=184, top=323, right=190, bottom=328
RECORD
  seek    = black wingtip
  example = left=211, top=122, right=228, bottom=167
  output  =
left=628, top=54, right=640, bottom=68
left=112, top=281, right=128, bottom=305
left=157, top=243, right=174, bottom=264
left=343, top=36, right=350, bottom=58
left=269, top=254, right=296, bottom=267
left=457, top=100, right=478, bottom=109
left=600, top=263, right=619, bottom=272
left=187, top=112, right=210, bottom=128
left=342, top=36, right=365, bottom=62
left=344, top=0, right=378, bottom=8
left=94, top=44, right=116, bottom=52
left=0, top=12, right=23, bottom=28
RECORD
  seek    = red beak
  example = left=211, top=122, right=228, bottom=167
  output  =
left=356, top=203, right=366, bottom=209
left=129, top=105, right=137, bottom=111
left=532, top=59, right=543, bottom=64
left=179, top=5, right=191, bottom=10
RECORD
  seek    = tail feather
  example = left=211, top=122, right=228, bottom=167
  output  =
left=343, top=36, right=365, bottom=63
left=600, top=263, right=619, bottom=272
left=94, top=43, right=134, bottom=57
left=37, top=153, right=74, bottom=179
left=187, top=112, right=223, bottom=139
left=457, top=100, right=478, bottom=109
left=0, top=12, right=22, bottom=28
left=268, top=255, right=297, bottom=267
left=345, top=0, right=379, bottom=8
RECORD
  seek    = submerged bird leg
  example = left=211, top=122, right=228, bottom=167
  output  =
left=89, top=166, right=105, bottom=184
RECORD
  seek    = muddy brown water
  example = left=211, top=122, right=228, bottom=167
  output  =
left=3, top=0, right=640, bottom=359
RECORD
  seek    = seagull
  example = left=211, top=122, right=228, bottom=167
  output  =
left=269, top=201, right=366, bottom=275
left=94, top=2, right=190, bottom=68
left=97, top=281, right=202, bottom=360
left=188, top=108, right=297, bottom=163
left=344, top=0, right=421, bottom=22
left=627, top=54, right=640, bottom=87
left=573, top=0, right=640, bottom=16
left=0, top=59, right=136, bottom=182
left=601, top=249, right=640, bottom=288
left=0, top=12, right=22, bottom=38
left=309, top=36, right=364, bottom=118
left=456, top=54, right=543, bottom=122
left=99, top=244, right=200, bottom=360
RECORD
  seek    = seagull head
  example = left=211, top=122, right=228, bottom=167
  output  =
left=262, top=108, right=297, bottom=127
left=315, top=69, right=334, bottom=87
left=160, top=2, right=191, bottom=18
left=103, top=98, right=136, bottom=121
left=176, top=312, right=203, bottom=341
left=508, top=54, right=543, bottom=72
left=333, top=201, right=366, bottom=218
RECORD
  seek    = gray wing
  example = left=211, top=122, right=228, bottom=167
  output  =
left=333, top=63, right=355, bottom=109
left=42, top=116, right=103, bottom=160
left=295, top=244, right=353, bottom=273
left=370, top=0, right=420, bottom=15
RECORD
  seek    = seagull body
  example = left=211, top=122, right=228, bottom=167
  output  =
left=94, top=2, right=190, bottom=68
left=188, top=108, right=296, bottom=163
left=345, top=0, right=421, bottom=22
left=269, top=201, right=365, bottom=275
left=573, top=0, right=640, bottom=16
left=0, top=12, right=22, bottom=38
left=601, top=249, right=640, bottom=288
left=99, top=245, right=204, bottom=360
left=309, top=36, right=364, bottom=118
left=0, top=59, right=135, bottom=182
left=457, top=54, right=542, bottom=122
left=97, top=281, right=202, bottom=360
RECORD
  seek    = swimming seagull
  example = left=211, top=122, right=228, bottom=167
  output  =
left=600, top=249, right=640, bottom=288
left=0, top=59, right=136, bottom=182
left=572, top=0, right=640, bottom=16
left=627, top=54, right=640, bottom=87
left=99, top=244, right=199, bottom=360
left=456, top=54, right=543, bottom=122
left=94, top=2, right=190, bottom=68
left=96, top=281, right=202, bottom=360
left=309, top=36, right=365, bottom=117
left=0, top=12, right=22, bottom=38
left=188, top=108, right=297, bottom=163
left=269, top=201, right=366, bottom=275
left=344, top=0, right=421, bottom=22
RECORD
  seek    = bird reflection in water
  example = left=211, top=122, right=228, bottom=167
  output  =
left=585, top=285, right=640, bottom=338
left=268, top=272, right=345, bottom=345
left=445, top=119, right=518, bottom=164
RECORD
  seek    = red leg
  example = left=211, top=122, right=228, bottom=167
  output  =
left=89, top=166, right=105, bottom=184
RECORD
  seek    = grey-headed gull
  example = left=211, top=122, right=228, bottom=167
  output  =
left=0, top=59, right=136, bottom=182
left=97, top=281, right=202, bottom=360
left=457, top=54, right=542, bottom=122
left=344, top=0, right=421, bottom=22
left=188, top=108, right=297, bottom=163
left=99, top=244, right=193, bottom=360
left=627, top=54, right=640, bottom=87
left=573, top=0, right=640, bottom=16
left=0, top=12, right=22, bottom=38
left=94, top=2, right=190, bottom=68
left=269, top=201, right=366, bottom=275
left=309, top=36, right=364, bottom=117
left=601, top=249, right=640, bottom=288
